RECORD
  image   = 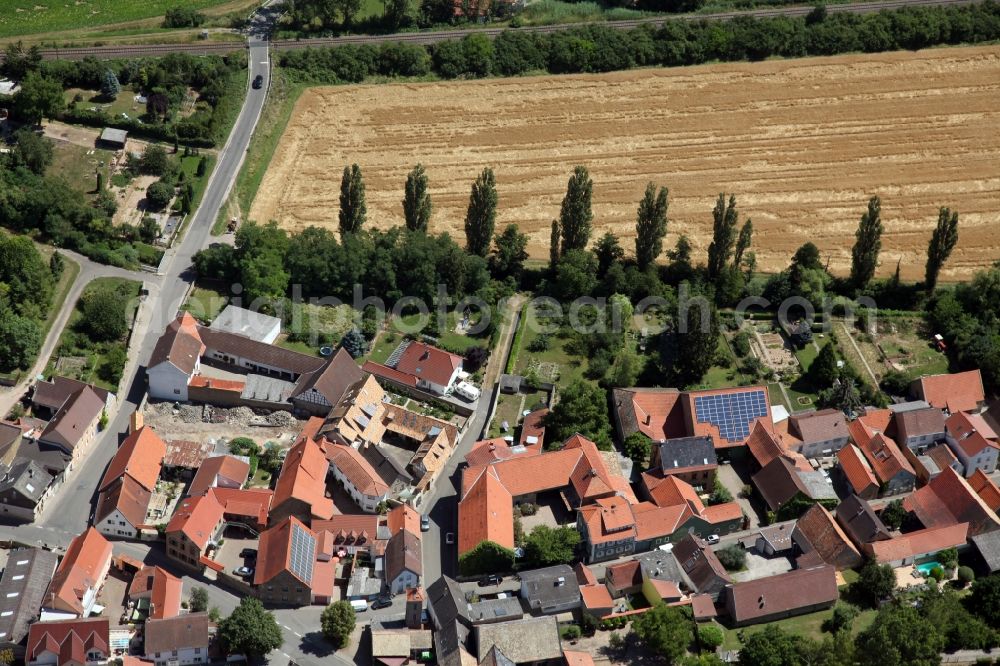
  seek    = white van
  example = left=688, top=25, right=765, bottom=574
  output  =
left=454, top=381, right=481, bottom=401
left=349, top=599, right=368, bottom=613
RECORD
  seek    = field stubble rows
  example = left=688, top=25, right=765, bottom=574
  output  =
left=250, top=45, right=1000, bottom=281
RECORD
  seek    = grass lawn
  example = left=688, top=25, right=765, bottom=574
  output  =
left=795, top=343, right=820, bottom=372
left=767, top=382, right=789, bottom=411
left=489, top=392, right=523, bottom=439
left=66, top=87, right=141, bottom=118
left=367, top=330, right=402, bottom=366
left=275, top=336, right=319, bottom=357
left=180, top=284, right=229, bottom=323
left=179, top=153, right=216, bottom=209
left=785, top=382, right=819, bottom=412
left=248, top=467, right=273, bottom=489
left=0, top=0, right=258, bottom=39
left=719, top=607, right=878, bottom=651
left=48, top=140, right=115, bottom=203
left=691, top=335, right=745, bottom=391
left=392, top=310, right=488, bottom=355
left=49, top=277, right=142, bottom=391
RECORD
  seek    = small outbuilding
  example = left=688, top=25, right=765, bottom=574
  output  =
left=99, top=127, right=128, bottom=149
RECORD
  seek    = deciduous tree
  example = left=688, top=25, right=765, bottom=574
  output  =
left=594, top=232, right=624, bottom=277
left=925, top=207, right=959, bottom=291
left=707, top=193, right=739, bottom=280
left=733, top=218, right=753, bottom=269
left=523, top=525, right=580, bottom=567
left=403, top=163, right=432, bottom=232
left=465, top=167, right=497, bottom=257
left=542, top=380, right=612, bottom=449
left=855, top=604, right=944, bottom=666
left=218, top=598, right=283, bottom=658
left=630, top=603, right=691, bottom=663
left=635, top=182, right=669, bottom=270
left=850, top=195, right=883, bottom=290
left=320, top=601, right=356, bottom=649
left=13, top=72, right=64, bottom=125
left=622, top=431, right=652, bottom=466
left=338, top=164, right=366, bottom=236
left=853, top=559, right=896, bottom=609
left=11, top=128, right=53, bottom=175
left=549, top=219, right=561, bottom=269
left=490, top=224, right=528, bottom=281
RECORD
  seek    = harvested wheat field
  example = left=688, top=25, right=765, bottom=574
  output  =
left=251, top=45, right=1000, bottom=281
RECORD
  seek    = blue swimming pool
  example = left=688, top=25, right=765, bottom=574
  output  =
left=916, top=561, right=942, bottom=575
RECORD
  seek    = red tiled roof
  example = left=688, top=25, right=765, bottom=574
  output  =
left=578, top=496, right=638, bottom=545
left=925, top=443, right=959, bottom=473
left=128, top=566, right=182, bottom=620
left=969, top=469, right=1000, bottom=512
left=690, top=593, right=717, bottom=619
left=850, top=409, right=893, bottom=447
left=186, top=376, right=244, bottom=391
left=458, top=467, right=514, bottom=554
left=564, top=650, right=597, bottom=666
left=208, top=487, right=272, bottom=528
left=574, top=562, right=597, bottom=586
left=361, top=361, right=418, bottom=388
left=648, top=475, right=704, bottom=513
left=914, top=370, right=986, bottom=413
left=792, top=504, right=861, bottom=569
left=746, top=421, right=785, bottom=468
left=650, top=578, right=682, bottom=600
left=946, top=411, right=999, bottom=457
left=27, top=618, right=109, bottom=664
left=95, top=474, right=152, bottom=528
left=255, top=516, right=316, bottom=587
left=858, top=433, right=914, bottom=484
left=465, top=438, right=542, bottom=467
left=38, top=386, right=105, bottom=452
left=606, top=560, right=642, bottom=590
left=725, top=565, right=837, bottom=624
left=837, top=443, right=879, bottom=495
left=100, top=426, right=166, bottom=493
left=682, top=386, right=773, bottom=449
left=394, top=341, right=462, bottom=388
left=166, top=494, right=224, bottom=549
left=274, top=437, right=334, bottom=519
left=865, top=523, right=969, bottom=563
left=903, top=466, right=1000, bottom=536
left=149, top=313, right=205, bottom=374
left=387, top=504, right=420, bottom=537
left=188, top=455, right=250, bottom=497
left=580, top=584, right=614, bottom=612
left=461, top=449, right=580, bottom=498
left=45, top=528, right=112, bottom=615
left=325, top=443, right=389, bottom=498
left=613, top=388, right=687, bottom=442
left=632, top=502, right=691, bottom=541
left=703, top=502, right=744, bottom=524
left=519, top=408, right=548, bottom=447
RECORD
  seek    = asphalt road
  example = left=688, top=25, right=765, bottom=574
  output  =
left=25, top=0, right=983, bottom=61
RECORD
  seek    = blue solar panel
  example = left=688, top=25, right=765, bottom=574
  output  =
left=694, top=390, right=768, bottom=442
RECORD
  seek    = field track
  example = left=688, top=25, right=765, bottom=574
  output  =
left=10, top=0, right=980, bottom=61
left=249, top=45, right=1000, bottom=281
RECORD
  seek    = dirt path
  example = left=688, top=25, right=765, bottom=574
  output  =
left=252, top=45, right=1000, bottom=281
left=835, top=321, right=880, bottom=386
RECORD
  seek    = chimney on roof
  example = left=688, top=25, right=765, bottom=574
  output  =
left=758, top=595, right=765, bottom=609
left=130, top=411, right=144, bottom=433
left=645, top=414, right=651, bottom=425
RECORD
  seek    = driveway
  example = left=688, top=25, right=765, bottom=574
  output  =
left=716, top=462, right=761, bottom=529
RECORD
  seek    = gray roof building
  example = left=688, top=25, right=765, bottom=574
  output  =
left=0, top=548, right=59, bottom=649
left=209, top=305, right=282, bottom=344
left=657, top=436, right=717, bottom=473
left=475, top=616, right=562, bottom=664
left=0, top=458, right=53, bottom=515
left=835, top=495, right=892, bottom=546
left=634, top=549, right=692, bottom=591
left=467, top=597, right=523, bottom=625
left=518, top=565, right=580, bottom=615
left=972, top=531, right=1000, bottom=573
left=99, top=127, right=128, bottom=147
left=426, top=576, right=472, bottom=666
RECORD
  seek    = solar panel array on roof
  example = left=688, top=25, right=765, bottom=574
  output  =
left=289, top=523, right=316, bottom=585
left=361, top=403, right=378, bottom=418
left=694, top=390, right=768, bottom=442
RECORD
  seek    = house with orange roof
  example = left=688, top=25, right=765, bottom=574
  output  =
left=207, top=487, right=272, bottom=533
left=362, top=340, right=463, bottom=396
left=36, top=385, right=105, bottom=467
left=127, top=566, right=182, bottom=620
left=147, top=313, right=205, bottom=402
left=791, top=504, right=862, bottom=570
left=519, top=408, right=548, bottom=448
left=944, top=411, right=999, bottom=477
left=969, top=469, right=1000, bottom=512
left=907, top=442, right=965, bottom=485
left=464, top=438, right=542, bottom=467
left=784, top=409, right=850, bottom=458
left=852, top=426, right=916, bottom=497
left=165, top=494, right=225, bottom=572
left=911, top=369, right=986, bottom=414
left=325, top=443, right=389, bottom=514
left=903, top=466, right=1000, bottom=537
left=611, top=388, right=687, bottom=444
left=42, top=528, right=112, bottom=619
left=837, top=444, right=879, bottom=500
left=270, top=436, right=334, bottom=525
left=187, top=455, right=250, bottom=497
left=864, top=522, right=969, bottom=567
left=27, top=617, right=110, bottom=666
left=752, top=455, right=837, bottom=518
left=312, top=514, right=383, bottom=557
left=95, top=412, right=166, bottom=539
left=254, top=516, right=336, bottom=606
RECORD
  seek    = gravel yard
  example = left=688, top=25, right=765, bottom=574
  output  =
left=143, top=401, right=306, bottom=447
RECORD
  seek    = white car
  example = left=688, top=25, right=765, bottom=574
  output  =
left=706, top=534, right=720, bottom=545
left=454, top=381, right=481, bottom=401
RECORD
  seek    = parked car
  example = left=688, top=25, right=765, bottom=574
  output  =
left=706, top=534, right=720, bottom=545
left=445, top=532, right=455, bottom=545
left=371, top=597, right=393, bottom=610
left=240, top=548, right=257, bottom=559
left=252, top=74, right=264, bottom=89
left=478, top=574, right=502, bottom=587
left=233, top=566, right=253, bottom=577
left=420, top=516, right=430, bottom=532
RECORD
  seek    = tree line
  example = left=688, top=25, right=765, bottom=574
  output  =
left=0, top=232, right=59, bottom=373
left=276, top=2, right=1000, bottom=84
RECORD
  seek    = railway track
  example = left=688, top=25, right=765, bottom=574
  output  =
left=22, top=0, right=982, bottom=61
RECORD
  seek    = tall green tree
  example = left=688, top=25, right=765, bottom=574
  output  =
left=385, top=0, right=412, bottom=29
left=594, top=231, right=624, bottom=277
left=0, top=312, right=42, bottom=371
left=320, top=601, right=356, bottom=649
left=2, top=41, right=42, bottom=79
left=662, top=285, right=719, bottom=386
left=217, top=598, right=283, bottom=658
left=490, top=224, right=528, bottom=281
left=855, top=604, right=944, bottom=666
left=11, top=128, right=53, bottom=175
left=635, top=182, right=669, bottom=270
left=403, top=163, right=432, bottom=232
left=80, top=286, right=128, bottom=342
left=850, top=195, right=883, bottom=290
left=853, top=559, right=896, bottom=609
left=733, top=218, right=753, bottom=269
left=338, top=164, right=367, bottom=236
left=707, top=193, right=739, bottom=280
left=810, top=342, right=840, bottom=386
left=13, top=72, right=64, bottom=125
left=523, top=525, right=580, bottom=567
left=925, top=207, right=959, bottom=291
left=542, top=380, right=612, bottom=449
left=559, top=166, right=593, bottom=253
left=100, top=69, right=121, bottom=100
left=465, top=167, right=497, bottom=257
left=549, top=219, right=561, bottom=269
left=630, top=603, right=692, bottom=663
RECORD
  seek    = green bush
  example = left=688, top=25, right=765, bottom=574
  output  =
left=560, top=624, right=581, bottom=640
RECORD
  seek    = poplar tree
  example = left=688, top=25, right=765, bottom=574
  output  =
left=464, top=167, right=497, bottom=257
left=338, top=164, right=366, bottom=236
left=403, top=163, right=432, bottom=232
left=925, top=207, right=959, bottom=291
left=549, top=219, right=561, bottom=269
left=849, top=196, right=883, bottom=290
left=734, top=219, right=753, bottom=269
left=634, top=182, right=669, bottom=270
left=559, top=166, right=593, bottom=253
left=707, top=193, right=739, bottom=280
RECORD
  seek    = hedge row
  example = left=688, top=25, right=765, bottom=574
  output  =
left=278, top=1, right=1000, bottom=82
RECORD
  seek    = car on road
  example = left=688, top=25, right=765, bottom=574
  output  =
left=445, top=532, right=455, bottom=545
left=371, top=597, right=393, bottom=610
left=706, top=534, right=720, bottom=545
left=233, top=566, right=253, bottom=577
left=478, top=574, right=502, bottom=587
left=420, top=516, right=430, bottom=532
left=240, top=548, right=257, bottom=559
left=252, top=75, right=264, bottom=89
